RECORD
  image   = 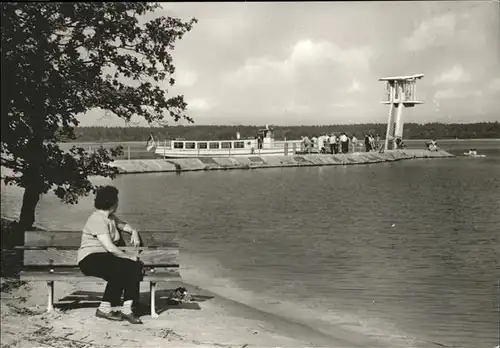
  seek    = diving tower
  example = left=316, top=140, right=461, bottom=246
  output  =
left=379, top=74, right=424, bottom=150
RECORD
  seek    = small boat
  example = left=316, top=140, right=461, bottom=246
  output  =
left=151, top=126, right=303, bottom=158
left=463, top=152, right=486, bottom=158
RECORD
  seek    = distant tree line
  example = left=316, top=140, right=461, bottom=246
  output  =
left=67, top=122, right=500, bottom=142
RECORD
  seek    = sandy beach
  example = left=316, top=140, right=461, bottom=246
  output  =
left=1, top=276, right=398, bottom=348
left=1, top=278, right=305, bottom=348
left=1, top=267, right=442, bottom=348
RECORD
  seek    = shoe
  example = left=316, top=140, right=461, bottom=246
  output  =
left=95, top=309, right=123, bottom=321
left=120, top=312, right=143, bottom=324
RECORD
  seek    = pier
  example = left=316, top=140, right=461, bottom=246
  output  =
left=108, top=149, right=454, bottom=174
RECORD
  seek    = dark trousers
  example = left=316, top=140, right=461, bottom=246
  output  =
left=341, top=141, right=349, bottom=153
left=79, top=253, right=143, bottom=306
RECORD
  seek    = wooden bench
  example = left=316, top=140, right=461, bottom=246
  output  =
left=15, top=230, right=180, bottom=318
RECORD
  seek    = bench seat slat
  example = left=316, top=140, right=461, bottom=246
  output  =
left=22, top=263, right=179, bottom=271
left=20, top=269, right=181, bottom=282
left=24, top=249, right=179, bottom=267
left=20, top=268, right=180, bottom=276
left=15, top=245, right=178, bottom=250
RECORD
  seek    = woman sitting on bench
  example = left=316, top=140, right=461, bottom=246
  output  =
left=77, top=185, right=144, bottom=324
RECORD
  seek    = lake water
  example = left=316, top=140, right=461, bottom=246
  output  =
left=2, top=140, right=499, bottom=348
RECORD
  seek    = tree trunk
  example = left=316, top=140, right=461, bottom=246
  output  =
left=18, top=186, right=41, bottom=232
left=15, top=11, right=47, bottom=245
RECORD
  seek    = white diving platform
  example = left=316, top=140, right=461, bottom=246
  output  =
left=379, top=73, right=425, bottom=151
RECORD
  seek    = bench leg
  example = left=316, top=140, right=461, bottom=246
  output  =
left=47, top=281, right=54, bottom=313
left=150, top=282, right=158, bottom=318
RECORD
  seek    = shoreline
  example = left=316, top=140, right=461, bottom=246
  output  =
left=0, top=277, right=435, bottom=348
left=1, top=217, right=430, bottom=347
left=108, top=149, right=455, bottom=174
left=0, top=277, right=340, bottom=348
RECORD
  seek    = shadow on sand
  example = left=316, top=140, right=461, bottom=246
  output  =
left=55, top=289, right=214, bottom=316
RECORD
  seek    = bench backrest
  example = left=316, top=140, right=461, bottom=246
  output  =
left=22, top=230, right=179, bottom=268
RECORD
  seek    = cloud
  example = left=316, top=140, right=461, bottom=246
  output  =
left=227, top=57, right=294, bottom=87
left=226, top=39, right=373, bottom=88
left=434, top=88, right=459, bottom=99
left=434, top=88, right=481, bottom=100
left=403, top=13, right=456, bottom=51
left=433, top=64, right=471, bottom=84
left=347, top=79, right=362, bottom=93
left=331, top=101, right=357, bottom=108
left=187, top=98, right=215, bottom=111
left=488, top=78, right=500, bottom=93
left=174, top=69, right=198, bottom=87
left=221, top=39, right=374, bottom=117
left=288, top=40, right=373, bottom=70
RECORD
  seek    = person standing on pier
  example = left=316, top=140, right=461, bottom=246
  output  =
left=364, top=134, right=371, bottom=152
left=257, top=132, right=264, bottom=149
left=302, top=136, right=311, bottom=153
left=369, top=134, right=375, bottom=151
left=329, top=133, right=337, bottom=154
left=340, top=133, right=349, bottom=153
left=318, top=133, right=328, bottom=154
left=351, top=134, right=358, bottom=152
left=311, top=135, right=318, bottom=152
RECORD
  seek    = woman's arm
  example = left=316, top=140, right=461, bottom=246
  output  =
left=97, top=233, right=137, bottom=261
left=111, top=214, right=142, bottom=247
left=112, top=215, right=135, bottom=235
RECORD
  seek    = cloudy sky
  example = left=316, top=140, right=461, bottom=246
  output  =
left=78, top=1, right=500, bottom=127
